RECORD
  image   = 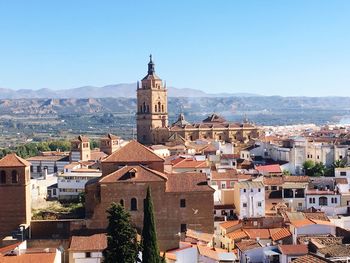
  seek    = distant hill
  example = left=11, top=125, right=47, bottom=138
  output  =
left=0, top=84, right=259, bottom=99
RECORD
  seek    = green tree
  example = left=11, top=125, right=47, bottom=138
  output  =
left=103, top=203, right=139, bottom=263
left=303, top=160, right=315, bottom=176
left=142, top=187, right=161, bottom=263
left=311, top=162, right=326, bottom=177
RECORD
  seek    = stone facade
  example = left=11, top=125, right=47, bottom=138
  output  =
left=0, top=154, right=31, bottom=238
left=85, top=141, right=214, bottom=251
left=136, top=56, right=261, bottom=145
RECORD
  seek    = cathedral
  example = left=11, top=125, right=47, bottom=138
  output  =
left=136, top=56, right=261, bottom=145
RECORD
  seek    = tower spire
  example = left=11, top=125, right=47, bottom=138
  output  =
left=148, top=54, right=155, bottom=75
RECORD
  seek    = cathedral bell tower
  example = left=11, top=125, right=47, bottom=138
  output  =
left=136, top=55, right=168, bottom=145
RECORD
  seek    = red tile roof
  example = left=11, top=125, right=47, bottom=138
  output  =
left=100, top=165, right=167, bottom=183
left=256, top=164, right=282, bottom=174
left=211, top=170, right=238, bottom=180
left=166, top=173, right=214, bottom=193
left=219, top=220, right=240, bottom=230
left=172, top=158, right=208, bottom=169
left=226, top=230, right=248, bottom=240
left=290, top=218, right=314, bottom=227
left=283, top=176, right=309, bottom=182
left=236, top=240, right=261, bottom=252
left=269, top=228, right=291, bottom=241
left=291, top=254, right=331, bottom=263
left=102, top=140, right=164, bottom=163
left=0, top=153, right=31, bottom=167
left=69, top=234, right=107, bottom=251
left=243, top=229, right=270, bottom=239
left=263, top=176, right=284, bottom=186
left=278, top=244, right=308, bottom=256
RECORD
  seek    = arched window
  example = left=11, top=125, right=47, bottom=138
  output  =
left=120, top=199, right=124, bottom=207
left=158, top=102, right=161, bottom=112
left=161, top=105, right=164, bottom=112
left=131, top=198, right=137, bottom=211
left=12, top=170, right=19, bottom=183
left=0, top=170, right=6, bottom=184
left=154, top=105, right=157, bottom=112
left=146, top=105, right=149, bottom=113
left=140, top=105, right=143, bottom=113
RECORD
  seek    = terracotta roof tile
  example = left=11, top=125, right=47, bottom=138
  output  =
left=219, top=220, right=240, bottom=230
left=236, top=240, right=261, bottom=252
left=69, top=234, right=107, bottom=251
left=263, top=176, right=284, bottom=186
left=172, top=158, right=208, bottom=169
left=243, top=229, right=270, bottom=239
left=211, top=170, right=238, bottom=180
left=0, top=253, right=56, bottom=263
left=102, top=140, right=164, bottom=163
left=166, top=173, right=214, bottom=193
left=283, top=176, right=309, bottom=182
left=290, top=218, right=314, bottom=227
left=269, top=228, right=291, bottom=241
left=256, top=164, right=282, bottom=174
left=291, top=254, right=331, bottom=263
left=100, top=165, right=167, bottom=183
left=278, top=244, right=308, bottom=256
left=226, top=230, right=248, bottom=240
left=0, top=153, right=31, bottom=167
left=197, top=245, right=228, bottom=260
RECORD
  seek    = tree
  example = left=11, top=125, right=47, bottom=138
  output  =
left=103, top=203, right=139, bottom=263
left=303, top=160, right=315, bottom=176
left=311, top=162, right=326, bottom=177
left=142, top=187, right=161, bottom=263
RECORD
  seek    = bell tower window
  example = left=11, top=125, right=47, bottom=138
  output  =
left=12, top=170, right=19, bottom=183
left=0, top=170, right=6, bottom=184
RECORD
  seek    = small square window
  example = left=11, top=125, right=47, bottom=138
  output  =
left=258, top=188, right=261, bottom=192
left=86, top=252, right=91, bottom=258
left=243, top=189, right=246, bottom=193
left=243, top=203, right=247, bottom=208
left=258, top=202, right=262, bottom=207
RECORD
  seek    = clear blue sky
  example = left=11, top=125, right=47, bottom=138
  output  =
left=0, top=1, right=349, bottom=96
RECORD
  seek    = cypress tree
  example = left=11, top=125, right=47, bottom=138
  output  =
left=142, top=187, right=161, bottom=263
left=103, top=202, right=139, bottom=263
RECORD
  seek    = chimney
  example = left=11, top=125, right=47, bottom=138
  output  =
left=43, top=167, right=48, bottom=180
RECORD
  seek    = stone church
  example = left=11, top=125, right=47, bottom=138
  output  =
left=136, top=56, right=261, bottom=145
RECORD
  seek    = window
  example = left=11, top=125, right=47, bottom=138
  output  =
left=319, top=197, right=328, bottom=206
left=85, top=252, right=91, bottom=258
left=0, top=171, right=6, bottom=184
left=243, top=203, right=247, bottom=208
left=37, top=166, right=42, bottom=173
left=243, top=189, right=246, bottom=193
left=251, top=189, right=253, bottom=192
left=265, top=186, right=269, bottom=190
left=298, top=203, right=302, bottom=207
left=331, top=197, right=338, bottom=204
left=180, top=224, right=187, bottom=233
left=131, top=198, right=137, bottom=211
left=180, top=199, right=186, bottom=208
left=317, top=155, right=320, bottom=159
left=340, top=172, right=347, bottom=176
left=258, top=188, right=261, bottom=192
left=230, top=181, right=235, bottom=187
left=120, top=199, right=124, bottom=207
left=54, top=166, right=58, bottom=173
left=12, top=170, right=18, bottom=183
left=271, top=186, right=277, bottom=190
left=257, top=202, right=262, bottom=207
left=309, top=197, right=315, bottom=204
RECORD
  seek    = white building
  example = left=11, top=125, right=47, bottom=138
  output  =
left=306, top=190, right=341, bottom=210
left=150, top=145, right=170, bottom=158
left=233, top=181, right=265, bottom=219
left=252, top=138, right=350, bottom=174
left=58, top=163, right=101, bottom=200
left=27, top=153, right=70, bottom=178
left=68, top=234, right=106, bottom=263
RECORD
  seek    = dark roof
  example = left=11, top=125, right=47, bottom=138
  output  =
left=202, top=113, right=226, bottom=123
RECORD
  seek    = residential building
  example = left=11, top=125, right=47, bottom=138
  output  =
left=306, top=189, right=340, bottom=210
left=278, top=244, right=308, bottom=263
left=57, top=163, right=101, bottom=200
left=281, top=176, right=309, bottom=211
left=233, top=181, right=265, bottom=219
left=26, top=152, right=69, bottom=178
left=68, top=234, right=107, bottom=263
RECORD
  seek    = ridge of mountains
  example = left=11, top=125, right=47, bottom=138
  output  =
left=0, top=83, right=258, bottom=99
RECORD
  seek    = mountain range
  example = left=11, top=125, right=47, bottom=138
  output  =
left=0, top=83, right=258, bottom=99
